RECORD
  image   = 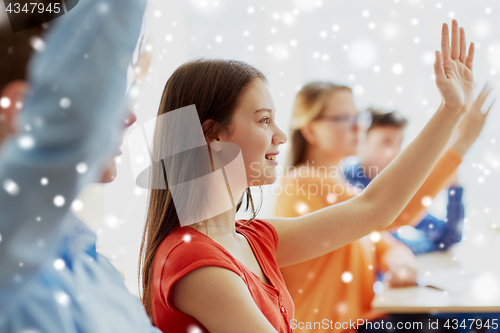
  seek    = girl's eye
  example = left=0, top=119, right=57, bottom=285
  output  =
left=260, top=117, right=270, bottom=124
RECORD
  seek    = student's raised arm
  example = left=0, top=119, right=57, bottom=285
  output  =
left=268, top=20, right=476, bottom=267
left=0, top=0, right=146, bottom=310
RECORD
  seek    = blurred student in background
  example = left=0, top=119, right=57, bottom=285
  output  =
left=275, top=80, right=491, bottom=333
left=344, top=85, right=492, bottom=254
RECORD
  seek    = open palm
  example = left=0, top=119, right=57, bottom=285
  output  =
left=434, top=20, right=475, bottom=113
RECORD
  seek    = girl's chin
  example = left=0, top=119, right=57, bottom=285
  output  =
left=247, top=176, right=277, bottom=187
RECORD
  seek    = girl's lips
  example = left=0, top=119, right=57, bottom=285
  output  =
left=266, top=159, right=278, bottom=165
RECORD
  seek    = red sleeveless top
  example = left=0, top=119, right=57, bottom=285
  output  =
left=151, top=219, right=295, bottom=332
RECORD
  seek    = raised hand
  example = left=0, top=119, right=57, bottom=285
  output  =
left=451, top=83, right=495, bottom=156
left=434, top=20, right=475, bottom=113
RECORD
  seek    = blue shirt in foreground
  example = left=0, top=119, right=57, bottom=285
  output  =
left=0, top=0, right=160, bottom=331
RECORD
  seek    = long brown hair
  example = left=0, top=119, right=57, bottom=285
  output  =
left=287, top=82, right=352, bottom=167
left=139, top=58, right=266, bottom=321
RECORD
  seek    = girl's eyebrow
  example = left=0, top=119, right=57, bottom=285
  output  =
left=254, top=108, right=273, bottom=113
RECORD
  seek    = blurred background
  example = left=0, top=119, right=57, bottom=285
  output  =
left=72, top=0, right=500, bottom=296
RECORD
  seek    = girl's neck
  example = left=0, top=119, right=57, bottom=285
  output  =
left=190, top=206, right=238, bottom=238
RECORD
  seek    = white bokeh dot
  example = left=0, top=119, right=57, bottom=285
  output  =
left=53, top=195, right=65, bottom=207
left=370, top=231, right=381, bottom=242
left=353, top=85, right=365, bottom=96
left=392, top=63, right=404, bottom=75
left=0, top=97, right=11, bottom=109
left=473, top=21, right=490, bottom=38
left=30, top=36, right=46, bottom=52
left=76, top=162, right=88, bottom=174
left=3, top=179, right=19, bottom=196
left=348, top=40, right=378, bottom=69
left=59, top=98, right=71, bottom=109
left=295, top=201, right=310, bottom=214
left=98, top=2, right=110, bottom=14
left=71, top=199, right=84, bottom=211
left=54, top=291, right=70, bottom=306
left=105, top=214, right=120, bottom=229
left=421, top=196, right=432, bottom=207
left=326, top=193, right=337, bottom=204
left=341, top=271, right=353, bottom=283
left=382, top=23, right=400, bottom=40
left=54, top=259, right=65, bottom=270
left=40, top=177, right=49, bottom=186
left=18, top=135, right=35, bottom=149
left=187, top=325, right=203, bottom=333
left=183, top=234, right=192, bottom=243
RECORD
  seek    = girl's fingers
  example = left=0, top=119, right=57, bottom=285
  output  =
left=466, top=42, right=475, bottom=70
left=450, top=20, right=460, bottom=60
left=476, top=83, right=492, bottom=108
left=485, top=98, right=496, bottom=115
left=459, top=27, right=466, bottom=63
left=441, top=23, right=451, bottom=60
left=434, top=51, right=446, bottom=82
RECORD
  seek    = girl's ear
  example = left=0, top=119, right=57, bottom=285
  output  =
left=299, top=122, right=317, bottom=146
left=210, top=138, right=222, bottom=152
left=201, top=119, right=223, bottom=152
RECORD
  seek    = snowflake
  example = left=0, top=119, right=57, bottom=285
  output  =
left=3, top=179, right=20, bottom=195
left=54, top=259, right=65, bottom=270
left=53, top=195, right=65, bottom=207
left=54, top=290, right=71, bottom=306
left=76, top=162, right=88, bottom=174
left=341, top=271, right=353, bottom=283
left=0, top=97, right=11, bottom=108
left=59, top=97, right=71, bottom=109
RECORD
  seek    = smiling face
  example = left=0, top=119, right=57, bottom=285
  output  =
left=305, top=89, right=359, bottom=161
left=216, top=78, right=287, bottom=187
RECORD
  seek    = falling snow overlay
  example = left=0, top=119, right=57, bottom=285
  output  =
left=99, top=0, right=500, bottom=298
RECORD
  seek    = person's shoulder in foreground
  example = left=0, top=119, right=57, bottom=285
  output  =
left=0, top=0, right=160, bottom=332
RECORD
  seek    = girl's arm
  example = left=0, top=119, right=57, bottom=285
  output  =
left=172, top=266, right=279, bottom=333
left=269, top=20, right=476, bottom=267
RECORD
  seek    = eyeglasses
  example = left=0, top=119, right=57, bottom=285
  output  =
left=315, top=110, right=372, bottom=130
